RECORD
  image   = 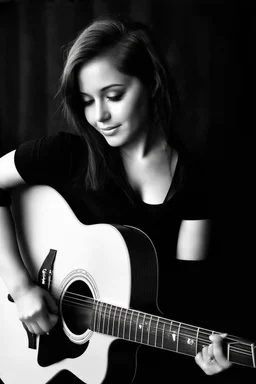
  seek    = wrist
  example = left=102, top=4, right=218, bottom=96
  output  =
left=7, top=272, right=35, bottom=301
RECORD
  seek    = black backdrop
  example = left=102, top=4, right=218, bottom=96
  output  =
left=0, top=0, right=255, bottom=356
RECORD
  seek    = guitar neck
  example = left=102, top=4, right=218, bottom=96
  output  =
left=91, top=300, right=256, bottom=368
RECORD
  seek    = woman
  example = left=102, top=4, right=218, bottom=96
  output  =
left=0, top=16, right=234, bottom=382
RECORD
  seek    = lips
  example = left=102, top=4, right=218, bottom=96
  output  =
left=100, top=124, right=120, bottom=131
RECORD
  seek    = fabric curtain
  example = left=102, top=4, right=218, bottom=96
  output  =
left=0, top=0, right=256, bottom=364
left=0, top=1, right=255, bottom=260
left=1, top=1, right=253, bottom=155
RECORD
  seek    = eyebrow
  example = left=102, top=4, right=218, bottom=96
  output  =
left=80, top=83, right=125, bottom=95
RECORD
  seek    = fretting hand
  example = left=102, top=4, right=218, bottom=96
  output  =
left=195, top=333, right=232, bottom=375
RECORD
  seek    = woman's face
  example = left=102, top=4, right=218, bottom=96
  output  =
left=78, top=54, right=151, bottom=149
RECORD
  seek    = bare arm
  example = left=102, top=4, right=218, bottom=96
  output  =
left=176, top=219, right=233, bottom=375
left=0, top=205, right=33, bottom=299
left=0, top=150, right=58, bottom=334
left=0, top=150, right=29, bottom=296
left=177, top=219, right=211, bottom=261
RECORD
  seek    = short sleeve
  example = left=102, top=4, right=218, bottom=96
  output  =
left=14, top=132, right=84, bottom=186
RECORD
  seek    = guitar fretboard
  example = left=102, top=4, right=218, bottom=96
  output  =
left=90, top=300, right=255, bottom=368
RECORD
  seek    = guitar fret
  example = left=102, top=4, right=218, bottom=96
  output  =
left=135, top=312, right=142, bottom=342
left=178, top=324, right=198, bottom=356
left=97, top=302, right=102, bottom=333
left=154, top=317, right=159, bottom=347
left=252, top=344, right=255, bottom=368
left=117, top=308, right=122, bottom=337
left=141, top=313, right=146, bottom=343
left=111, top=306, right=118, bottom=336
left=197, top=328, right=211, bottom=353
left=147, top=315, right=152, bottom=346
left=91, top=301, right=255, bottom=369
left=139, top=314, right=149, bottom=345
left=123, top=309, right=128, bottom=339
left=98, top=302, right=104, bottom=333
left=101, top=302, right=108, bottom=334
left=176, top=323, right=181, bottom=352
left=164, top=320, right=174, bottom=350
left=93, top=300, right=98, bottom=332
left=195, top=327, right=200, bottom=354
left=227, top=340, right=256, bottom=368
left=93, top=300, right=99, bottom=331
left=134, top=312, right=140, bottom=342
left=161, top=322, right=166, bottom=348
left=128, top=310, right=133, bottom=341
left=106, top=304, right=112, bottom=335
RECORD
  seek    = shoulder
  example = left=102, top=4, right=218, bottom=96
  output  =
left=36, top=131, right=84, bottom=152
left=14, top=131, right=86, bottom=184
left=16, top=131, right=85, bottom=160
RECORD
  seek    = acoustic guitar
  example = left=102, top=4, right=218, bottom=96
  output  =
left=0, top=185, right=255, bottom=383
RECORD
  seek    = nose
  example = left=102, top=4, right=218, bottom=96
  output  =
left=95, top=100, right=110, bottom=123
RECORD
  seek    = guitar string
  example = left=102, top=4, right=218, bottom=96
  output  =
left=40, top=278, right=254, bottom=358
left=57, top=293, right=254, bottom=358
left=60, top=291, right=253, bottom=344
left=61, top=298, right=252, bottom=359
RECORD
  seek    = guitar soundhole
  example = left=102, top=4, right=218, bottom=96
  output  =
left=62, top=280, right=93, bottom=335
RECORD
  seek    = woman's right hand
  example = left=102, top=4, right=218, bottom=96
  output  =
left=14, top=284, right=59, bottom=335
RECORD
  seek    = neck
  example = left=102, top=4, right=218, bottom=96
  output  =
left=91, top=299, right=256, bottom=369
left=120, top=127, right=169, bottom=162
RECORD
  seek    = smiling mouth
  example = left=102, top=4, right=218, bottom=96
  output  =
left=100, top=125, right=120, bottom=131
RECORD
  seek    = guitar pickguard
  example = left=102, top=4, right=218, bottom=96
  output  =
left=38, top=320, right=89, bottom=367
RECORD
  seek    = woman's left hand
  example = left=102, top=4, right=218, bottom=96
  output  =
left=195, top=333, right=233, bottom=375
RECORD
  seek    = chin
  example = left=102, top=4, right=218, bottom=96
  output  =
left=104, top=136, right=127, bottom=148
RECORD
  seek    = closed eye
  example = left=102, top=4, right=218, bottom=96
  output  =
left=82, top=93, right=124, bottom=106
left=107, top=93, right=124, bottom=102
left=82, top=99, right=94, bottom=107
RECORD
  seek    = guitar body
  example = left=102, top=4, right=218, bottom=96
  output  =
left=0, top=185, right=159, bottom=384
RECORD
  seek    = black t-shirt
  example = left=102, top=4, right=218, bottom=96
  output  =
left=14, top=131, right=209, bottom=235
left=14, top=131, right=210, bottom=313
left=13, top=132, right=251, bottom=382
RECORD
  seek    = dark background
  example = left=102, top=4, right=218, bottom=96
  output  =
left=0, top=0, right=255, bottom=352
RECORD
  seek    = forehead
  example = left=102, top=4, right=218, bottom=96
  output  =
left=78, top=55, right=130, bottom=94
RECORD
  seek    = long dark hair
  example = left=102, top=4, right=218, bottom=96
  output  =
left=59, top=15, right=179, bottom=191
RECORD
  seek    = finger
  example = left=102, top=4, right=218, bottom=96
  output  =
left=33, top=300, right=58, bottom=333
left=22, top=322, right=34, bottom=334
left=24, top=321, right=45, bottom=335
left=195, top=350, right=223, bottom=376
left=195, top=351, right=218, bottom=375
left=209, top=333, right=232, bottom=369
left=37, top=312, right=57, bottom=333
left=195, top=351, right=204, bottom=367
left=201, top=345, right=210, bottom=361
left=207, top=343, right=214, bottom=360
left=48, top=313, right=59, bottom=327
left=44, top=293, right=58, bottom=315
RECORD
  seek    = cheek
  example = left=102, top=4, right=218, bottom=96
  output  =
left=127, top=99, right=149, bottom=126
left=124, top=90, right=149, bottom=124
left=117, top=100, right=139, bottom=123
